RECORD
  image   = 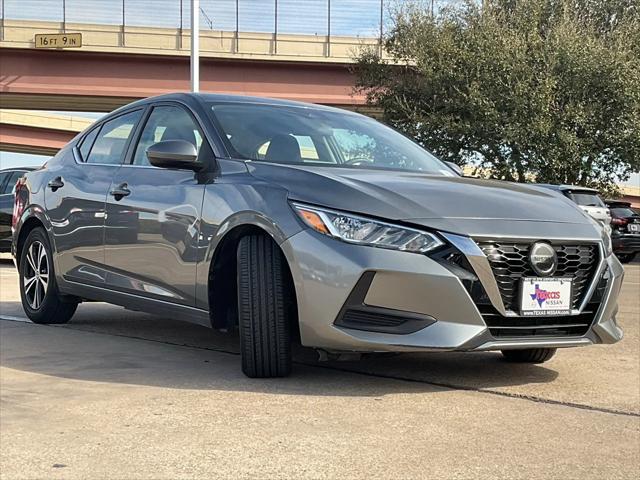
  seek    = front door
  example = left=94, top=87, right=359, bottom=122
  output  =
left=104, top=104, right=209, bottom=306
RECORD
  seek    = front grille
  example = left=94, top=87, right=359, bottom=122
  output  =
left=477, top=305, right=595, bottom=337
left=478, top=242, right=600, bottom=311
left=475, top=269, right=608, bottom=337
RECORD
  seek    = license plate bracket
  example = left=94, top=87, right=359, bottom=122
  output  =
left=520, top=277, right=573, bottom=316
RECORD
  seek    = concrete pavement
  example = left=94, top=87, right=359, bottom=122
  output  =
left=1, top=259, right=639, bottom=479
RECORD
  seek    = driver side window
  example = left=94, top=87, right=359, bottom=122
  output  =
left=133, top=105, right=203, bottom=166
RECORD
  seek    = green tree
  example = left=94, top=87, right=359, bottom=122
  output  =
left=354, top=0, right=640, bottom=193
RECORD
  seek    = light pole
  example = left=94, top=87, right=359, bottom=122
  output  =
left=190, top=0, right=200, bottom=92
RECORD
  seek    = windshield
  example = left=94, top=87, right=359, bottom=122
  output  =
left=209, top=103, right=453, bottom=175
left=568, top=192, right=605, bottom=207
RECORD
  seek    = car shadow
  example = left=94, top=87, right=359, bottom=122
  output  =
left=0, top=301, right=559, bottom=396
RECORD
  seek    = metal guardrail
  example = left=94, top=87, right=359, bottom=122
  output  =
left=0, top=1, right=458, bottom=56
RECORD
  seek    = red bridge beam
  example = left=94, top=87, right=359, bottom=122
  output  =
left=0, top=124, right=74, bottom=156
left=0, top=48, right=365, bottom=112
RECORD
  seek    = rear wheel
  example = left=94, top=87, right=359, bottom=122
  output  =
left=19, top=228, right=77, bottom=324
left=237, top=234, right=292, bottom=378
left=501, top=348, right=556, bottom=363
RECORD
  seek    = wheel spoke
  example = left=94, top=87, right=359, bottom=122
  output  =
left=39, top=273, right=48, bottom=292
left=31, top=282, right=40, bottom=309
left=38, top=242, right=47, bottom=270
left=26, top=244, right=37, bottom=273
left=24, top=275, right=37, bottom=294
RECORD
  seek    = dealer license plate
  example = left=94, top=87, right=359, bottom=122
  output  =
left=520, top=277, right=572, bottom=316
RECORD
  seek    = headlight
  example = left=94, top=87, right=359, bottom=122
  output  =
left=291, top=203, right=443, bottom=254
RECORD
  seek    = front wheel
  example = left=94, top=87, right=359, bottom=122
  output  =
left=237, top=234, right=292, bottom=378
left=19, top=227, right=77, bottom=324
left=501, top=348, right=556, bottom=363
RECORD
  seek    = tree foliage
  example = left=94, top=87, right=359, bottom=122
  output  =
left=354, top=0, right=640, bottom=192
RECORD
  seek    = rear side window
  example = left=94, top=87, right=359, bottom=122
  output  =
left=85, top=110, right=143, bottom=165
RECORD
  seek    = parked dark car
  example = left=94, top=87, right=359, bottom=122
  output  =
left=11, top=93, right=623, bottom=378
left=605, top=200, right=640, bottom=263
left=0, top=167, right=36, bottom=253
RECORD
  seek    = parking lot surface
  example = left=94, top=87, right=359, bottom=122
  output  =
left=1, top=258, right=639, bottom=479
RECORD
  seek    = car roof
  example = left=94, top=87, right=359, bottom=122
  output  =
left=111, top=92, right=361, bottom=116
left=605, top=200, right=632, bottom=207
left=535, top=183, right=601, bottom=194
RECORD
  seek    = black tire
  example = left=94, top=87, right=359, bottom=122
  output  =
left=501, top=348, right=556, bottom=363
left=237, top=234, right=292, bottom=378
left=19, top=227, right=77, bottom=324
left=617, top=253, right=636, bottom=264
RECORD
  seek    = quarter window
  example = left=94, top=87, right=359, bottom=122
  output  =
left=85, top=110, right=143, bottom=165
left=132, top=106, right=203, bottom=166
left=78, top=126, right=100, bottom=162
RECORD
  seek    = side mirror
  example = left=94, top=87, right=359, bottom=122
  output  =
left=446, top=161, right=463, bottom=176
left=146, top=140, right=202, bottom=171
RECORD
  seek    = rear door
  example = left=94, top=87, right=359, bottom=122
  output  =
left=48, top=109, right=144, bottom=284
left=103, top=103, right=210, bottom=306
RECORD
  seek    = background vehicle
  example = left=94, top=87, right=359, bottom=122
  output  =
left=605, top=200, right=640, bottom=263
left=536, top=184, right=611, bottom=226
left=11, top=93, right=624, bottom=378
left=0, top=167, right=35, bottom=253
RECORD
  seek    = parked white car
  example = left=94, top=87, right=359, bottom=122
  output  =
left=537, top=185, right=611, bottom=226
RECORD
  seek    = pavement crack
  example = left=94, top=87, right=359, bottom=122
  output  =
left=297, top=363, right=640, bottom=418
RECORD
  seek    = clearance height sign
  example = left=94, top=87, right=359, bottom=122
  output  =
left=35, top=33, right=82, bottom=48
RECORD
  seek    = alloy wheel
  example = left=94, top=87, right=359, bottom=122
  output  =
left=23, top=240, right=49, bottom=310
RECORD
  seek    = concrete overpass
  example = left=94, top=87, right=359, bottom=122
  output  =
left=1, top=20, right=378, bottom=112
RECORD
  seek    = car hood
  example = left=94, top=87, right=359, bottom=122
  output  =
left=248, top=163, right=599, bottom=239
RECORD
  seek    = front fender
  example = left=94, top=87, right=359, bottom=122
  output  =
left=194, top=177, right=304, bottom=310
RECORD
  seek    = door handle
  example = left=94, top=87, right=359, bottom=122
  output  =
left=109, top=183, right=131, bottom=200
left=47, top=177, right=64, bottom=191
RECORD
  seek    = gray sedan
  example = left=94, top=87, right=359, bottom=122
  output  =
left=11, top=93, right=623, bottom=377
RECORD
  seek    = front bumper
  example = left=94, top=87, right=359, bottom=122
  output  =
left=281, top=229, right=624, bottom=353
